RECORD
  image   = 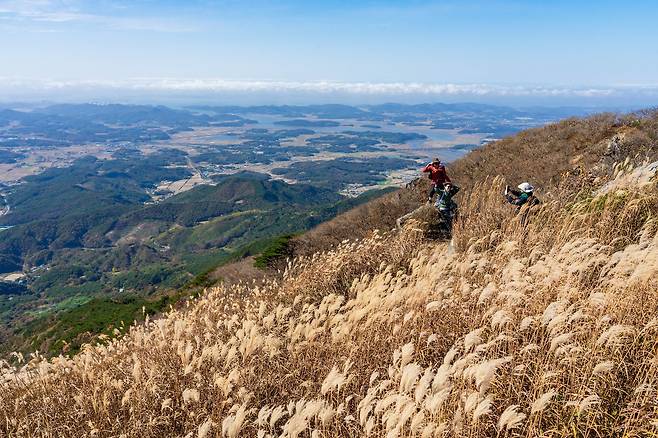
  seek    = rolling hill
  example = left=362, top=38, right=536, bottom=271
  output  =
left=0, top=163, right=389, bottom=356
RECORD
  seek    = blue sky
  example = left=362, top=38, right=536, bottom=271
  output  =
left=1, top=0, right=658, bottom=105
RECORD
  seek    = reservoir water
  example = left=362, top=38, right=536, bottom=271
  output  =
left=210, top=115, right=483, bottom=162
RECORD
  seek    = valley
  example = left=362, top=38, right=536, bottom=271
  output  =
left=0, top=102, right=587, bottom=355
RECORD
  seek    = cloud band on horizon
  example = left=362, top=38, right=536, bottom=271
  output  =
left=2, top=78, right=658, bottom=107
left=3, top=78, right=658, bottom=96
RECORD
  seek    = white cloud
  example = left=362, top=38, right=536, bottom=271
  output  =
left=1, top=77, right=654, bottom=97
left=0, top=0, right=84, bottom=22
left=0, top=0, right=197, bottom=31
left=1, top=78, right=657, bottom=106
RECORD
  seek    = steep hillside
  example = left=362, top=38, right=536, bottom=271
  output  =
left=291, top=111, right=658, bottom=256
left=2, top=111, right=658, bottom=437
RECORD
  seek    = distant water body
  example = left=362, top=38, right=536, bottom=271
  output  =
left=214, top=115, right=479, bottom=162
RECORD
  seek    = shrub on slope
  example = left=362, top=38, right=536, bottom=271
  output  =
left=2, top=165, right=658, bottom=436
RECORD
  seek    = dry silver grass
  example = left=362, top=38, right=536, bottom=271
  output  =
left=497, top=405, right=526, bottom=431
left=2, top=176, right=658, bottom=437
left=531, top=390, right=557, bottom=414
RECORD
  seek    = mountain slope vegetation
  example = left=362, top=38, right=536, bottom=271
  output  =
left=0, top=162, right=388, bottom=356
left=2, top=110, right=658, bottom=436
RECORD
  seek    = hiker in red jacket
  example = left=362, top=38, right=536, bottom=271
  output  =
left=422, top=158, right=451, bottom=202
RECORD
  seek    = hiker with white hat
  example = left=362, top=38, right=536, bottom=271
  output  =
left=505, top=182, right=540, bottom=210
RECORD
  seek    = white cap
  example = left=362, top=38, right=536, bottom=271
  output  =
left=518, top=182, right=534, bottom=193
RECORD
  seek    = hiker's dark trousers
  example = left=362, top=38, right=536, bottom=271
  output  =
left=428, top=184, right=439, bottom=200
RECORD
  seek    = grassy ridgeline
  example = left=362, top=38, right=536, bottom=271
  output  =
left=290, top=110, right=658, bottom=258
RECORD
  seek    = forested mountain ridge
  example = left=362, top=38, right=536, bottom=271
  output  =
left=0, top=164, right=386, bottom=355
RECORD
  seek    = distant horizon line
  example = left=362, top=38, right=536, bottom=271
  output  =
left=0, top=99, right=653, bottom=113
left=2, top=77, right=658, bottom=92
left=0, top=100, right=636, bottom=110
left=2, top=77, right=658, bottom=105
